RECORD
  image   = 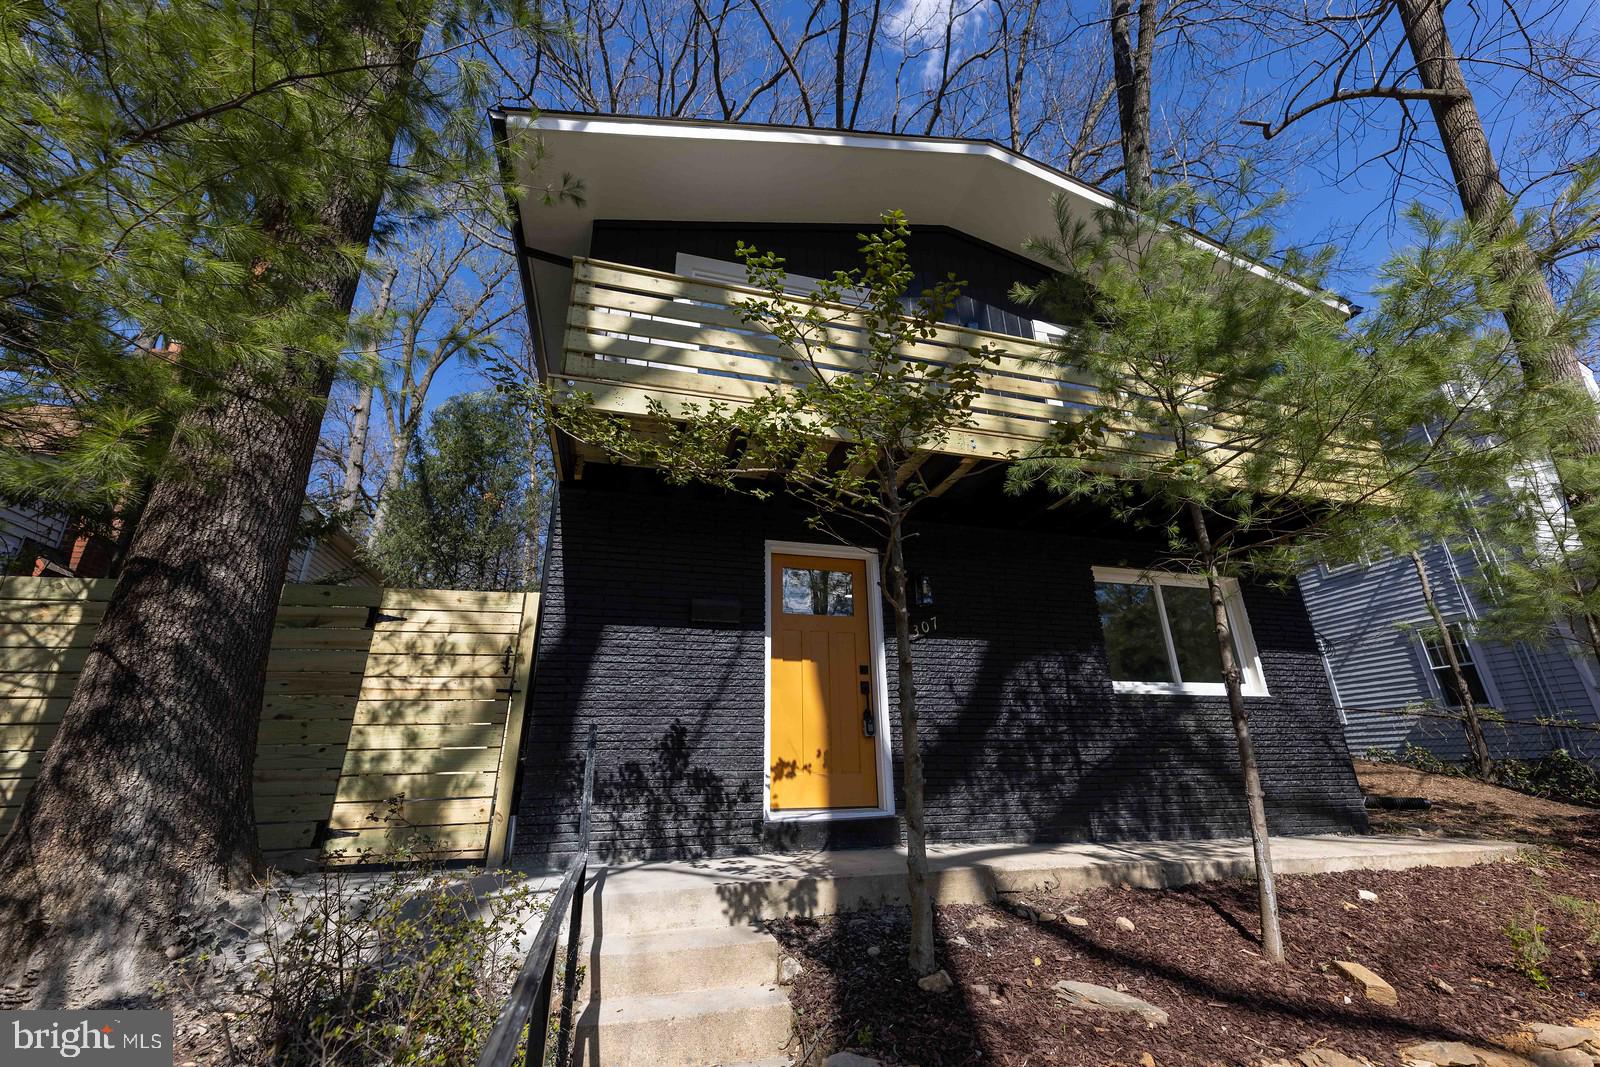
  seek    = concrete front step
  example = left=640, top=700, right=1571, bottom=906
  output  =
left=574, top=984, right=792, bottom=1067
left=587, top=923, right=780, bottom=998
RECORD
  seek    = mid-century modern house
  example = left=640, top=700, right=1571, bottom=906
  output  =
left=493, top=111, right=1370, bottom=865
left=1300, top=536, right=1600, bottom=764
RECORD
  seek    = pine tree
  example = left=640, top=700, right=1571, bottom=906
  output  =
left=1012, top=182, right=1583, bottom=961
left=0, top=0, right=542, bottom=1002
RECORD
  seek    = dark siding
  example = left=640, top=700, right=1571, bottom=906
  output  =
left=588, top=222, right=1053, bottom=338
left=515, top=480, right=1368, bottom=864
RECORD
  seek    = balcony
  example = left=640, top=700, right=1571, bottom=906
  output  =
left=554, top=258, right=1122, bottom=467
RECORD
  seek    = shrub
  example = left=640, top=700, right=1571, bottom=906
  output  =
left=1505, top=906, right=1553, bottom=989
left=187, top=842, right=546, bottom=1066
left=1371, top=744, right=1600, bottom=808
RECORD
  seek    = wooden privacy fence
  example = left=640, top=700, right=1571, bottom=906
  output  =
left=0, top=577, right=539, bottom=867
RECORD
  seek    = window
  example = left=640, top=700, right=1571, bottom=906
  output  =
left=782, top=567, right=855, bottom=616
left=1421, top=622, right=1490, bottom=707
left=1092, top=567, right=1269, bottom=697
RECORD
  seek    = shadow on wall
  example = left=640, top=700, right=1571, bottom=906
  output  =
left=598, top=718, right=754, bottom=863
left=910, top=578, right=1364, bottom=845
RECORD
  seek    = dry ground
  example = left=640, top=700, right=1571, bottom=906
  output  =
left=773, top=763, right=1600, bottom=1067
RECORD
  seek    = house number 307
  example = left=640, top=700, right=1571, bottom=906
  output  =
left=909, top=616, right=939, bottom=641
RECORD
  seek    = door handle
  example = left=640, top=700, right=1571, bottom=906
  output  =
left=862, top=709, right=876, bottom=738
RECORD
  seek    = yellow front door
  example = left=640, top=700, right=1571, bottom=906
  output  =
left=769, top=553, right=880, bottom=811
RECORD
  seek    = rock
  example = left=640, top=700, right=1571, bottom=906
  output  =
left=1398, top=1041, right=1485, bottom=1065
left=826, top=1055, right=884, bottom=1067
left=1430, top=976, right=1457, bottom=995
left=1358, top=889, right=1379, bottom=903
left=966, top=913, right=1004, bottom=930
left=1064, top=915, right=1090, bottom=927
left=1530, top=1050, right=1593, bottom=1067
left=949, top=935, right=970, bottom=947
left=1297, top=1050, right=1371, bottom=1067
left=970, top=982, right=992, bottom=997
left=1140, top=1053, right=1157, bottom=1067
left=1052, top=980, right=1169, bottom=1026
left=1040, top=911, right=1061, bottom=922
left=1332, top=960, right=1398, bottom=1007
left=918, top=968, right=954, bottom=993
left=1116, top=916, right=1136, bottom=932
left=1475, top=1052, right=1539, bottom=1067
left=1526, top=1026, right=1600, bottom=1051
left=866, top=945, right=881, bottom=958
left=778, top=955, right=803, bottom=985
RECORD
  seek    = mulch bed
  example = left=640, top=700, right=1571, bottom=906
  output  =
left=1356, top=760, right=1600, bottom=851
left=773, top=855, right=1600, bottom=1066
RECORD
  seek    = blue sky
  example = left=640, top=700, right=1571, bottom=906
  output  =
left=409, top=0, right=1599, bottom=416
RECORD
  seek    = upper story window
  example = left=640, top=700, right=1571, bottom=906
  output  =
left=1420, top=621, right=1491, bottom=707
left=1092, top=567, right=1270, bottom=697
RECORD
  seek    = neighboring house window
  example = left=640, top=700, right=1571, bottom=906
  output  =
left=1320, top=554, right=1373, bottom=577
left=1421, top=622, right=1490, bottom=707
left=1092, top=567, right=1270, bottom=697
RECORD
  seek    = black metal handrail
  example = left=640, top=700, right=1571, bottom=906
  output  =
left=477, top=724, right=597, bottom=1067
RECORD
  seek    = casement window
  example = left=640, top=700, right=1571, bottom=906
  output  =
left=1420, top=622, right=1491, bottom=707
left=1092, top=567, right=1270, bottom=697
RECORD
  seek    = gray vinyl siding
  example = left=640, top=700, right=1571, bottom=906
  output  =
left=1300, top=540, right=1600, bottom=764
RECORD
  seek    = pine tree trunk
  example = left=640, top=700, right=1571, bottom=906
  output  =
left=0, top=35, right=418, bottom=1007
left=1395, top=0, right=1600, bottom=457
left=883, top=476, right=936, bottom=978
left=1409, top=550, right=1494, bottom=778
left=1188, top=502, right=1284, bottom=963
left=1110, top=0, right=1154, bottom=201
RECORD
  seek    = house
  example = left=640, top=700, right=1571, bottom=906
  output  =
left=1300, top=538, right=1600, bottom=765
left=4, top=401, right=382, bottom=584
left=493, top=111, right=1369, bottom=865
left=3, top=497, right=381, bottom=585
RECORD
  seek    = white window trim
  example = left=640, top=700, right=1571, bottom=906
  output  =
left=763, top=540, right=896, bottom=824
left=1092, top=566, right=1271, bottom=698
left=1414, top=617, right=1503, bottom=710
left=676, top=252, right=868, bottom=303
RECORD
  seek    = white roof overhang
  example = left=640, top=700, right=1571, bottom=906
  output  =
left=491, top=110, right=1353, bottom=382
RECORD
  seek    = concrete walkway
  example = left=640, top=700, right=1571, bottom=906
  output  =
left=558, top=834, right=1519, bottom=1066
left=580, top=833, right=1522, bottom=935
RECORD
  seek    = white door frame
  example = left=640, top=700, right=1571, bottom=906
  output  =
left=763, top=539, right=896, bottom=823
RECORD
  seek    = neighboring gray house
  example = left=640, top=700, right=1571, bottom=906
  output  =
left=1299, top=536, right=1600, bottom=764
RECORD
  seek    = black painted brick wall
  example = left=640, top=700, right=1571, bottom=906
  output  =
left=513, top=480, right=1368, bottom=864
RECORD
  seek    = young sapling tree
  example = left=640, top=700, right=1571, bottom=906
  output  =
left=499, top=212, right=1002, bottom=979
left=1012, top=184, right=1573, bottom=962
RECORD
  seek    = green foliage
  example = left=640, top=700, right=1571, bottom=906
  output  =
left=1009, top=179, right=1589, bottom=580
left=190, top=837, right=546, bottom=1066
left=368, top=391, right=547, bottom=591
left=1505, top=906, right=1553, bottom=989
left=1369, top=743, right=1600, bottom=807
left=1497, top=749, right=1600, bottom=808
left=497, top=211, right=1000, bottom=544
left=0, top=0, right=545, bottom=515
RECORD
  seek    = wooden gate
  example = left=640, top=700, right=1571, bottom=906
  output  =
left=0, top=577, right=539, bottom=867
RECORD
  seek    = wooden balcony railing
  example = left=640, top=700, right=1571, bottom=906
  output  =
left=558, top=258, right=1117, bottom=462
